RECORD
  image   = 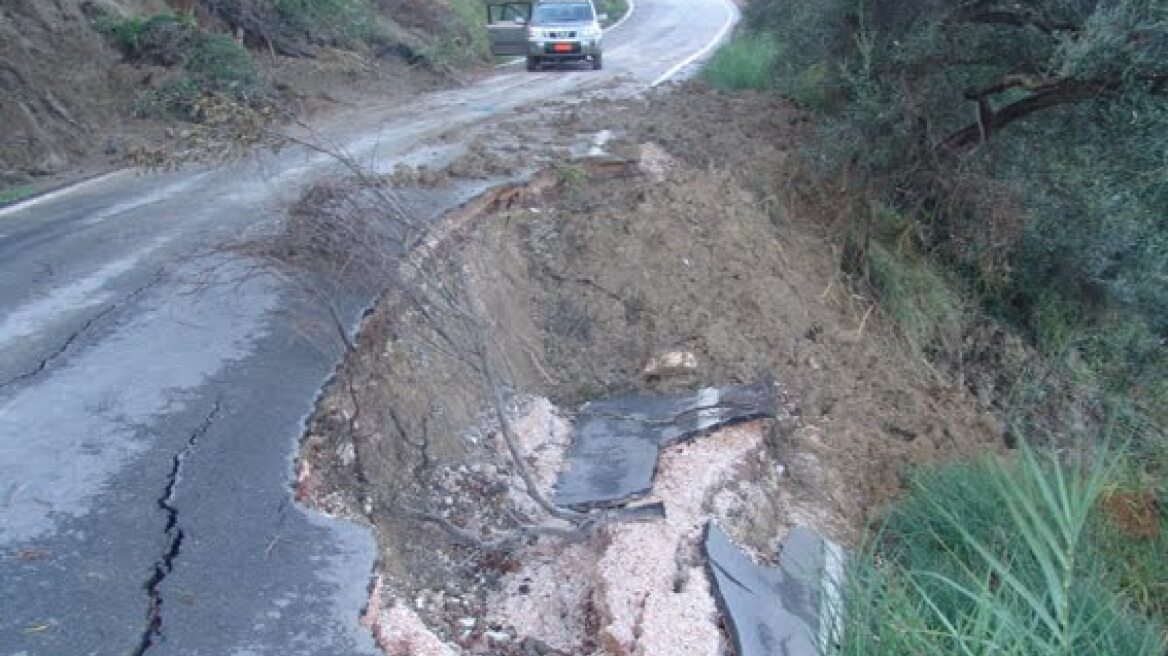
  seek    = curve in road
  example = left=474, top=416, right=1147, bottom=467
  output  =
left=0, top=2, right=738, bottom=654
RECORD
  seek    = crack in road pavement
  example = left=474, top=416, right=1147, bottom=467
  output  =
left=133, top=400, right=222, bottom=656
left=0, top=269, right=167, bottom=390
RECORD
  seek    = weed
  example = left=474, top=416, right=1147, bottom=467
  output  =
left=0, top=185, right=35, bottom=206
left=95, top=13, right=198, bottom=65
left=596, top=0, right=629, bottom=26
left=273, top=0, right=381, bottom=46
left=185, top=34, right=260, bottom=99
left=421, top=0, right=490, bottom=69
left=703, top=32, right=778, bottom=91
left=837, top=445, right=1166, bottom=655
left=864, top=238, right=964, bottom=355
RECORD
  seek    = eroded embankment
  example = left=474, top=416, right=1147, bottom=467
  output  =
left=292, top=85, right=1002, bottom=655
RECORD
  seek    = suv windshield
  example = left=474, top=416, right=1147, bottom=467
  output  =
left=532, top=3, right=594, bottom=23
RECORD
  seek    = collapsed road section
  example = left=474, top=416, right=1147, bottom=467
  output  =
left=554, top=383, right=776, bottom=509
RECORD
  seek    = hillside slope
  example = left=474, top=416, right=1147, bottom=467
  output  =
left=0, top=0, right=466, bottom=189
left=0, top=0, right=159, bottom=181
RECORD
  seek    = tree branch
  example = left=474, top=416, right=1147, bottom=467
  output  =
left=936, top=74, right=1167, bottom=155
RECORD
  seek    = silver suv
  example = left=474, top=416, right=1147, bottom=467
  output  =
left=487, top=0, right=606, bottom=71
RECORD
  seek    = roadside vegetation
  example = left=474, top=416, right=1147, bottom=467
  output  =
left=597, top=0, right=630, bottom=26
left=96, top=13, right=265, bottom=120
left=707, top=0, right=1166, bottom=651
left=0, top=185, right=35, bottom=206
left=843, top=444, right=1166, bottom=655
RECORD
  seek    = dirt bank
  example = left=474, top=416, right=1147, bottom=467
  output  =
left=295, top=83, right=1004, bottom=654
left=0, top=0, right=453, bottom=193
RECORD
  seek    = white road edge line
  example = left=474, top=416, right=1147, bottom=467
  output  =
left=0, top=170, right=131, bottom=220
left=649, top=0, right=738, bottom=87
left=495, top=0, right=637, bottom=68
left=605, top=0, right=637, bottom=32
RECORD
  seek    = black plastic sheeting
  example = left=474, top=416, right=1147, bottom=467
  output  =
left=703, top=523, right=844, bottom=656
left=553, top=383, right=775, bottom=509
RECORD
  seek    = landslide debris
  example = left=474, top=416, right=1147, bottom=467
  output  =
left=293, top=84, right=1003, bottom=654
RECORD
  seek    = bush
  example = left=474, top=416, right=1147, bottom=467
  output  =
left=95, top=13, right=200, bottom=66
left=124, top=31, right=263, bottom=120
left=736, top=0, right=1168, bottom=442
left=596, top=0, right=629, bottom=26
left=273, top=0, right=381, bottom=46
left=703, top=32, right=779, bottom=91
left=186, top=33, right=260, bottom=98
left=837, top=446, right=1166, bottom=655
left=419, top=0, right=490, bottom=68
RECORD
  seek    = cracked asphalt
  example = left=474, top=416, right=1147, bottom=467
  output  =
left=0, top=1, right=738, bottom=653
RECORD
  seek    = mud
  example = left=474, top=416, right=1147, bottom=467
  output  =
left=296, top=83, right=1003, bottom=654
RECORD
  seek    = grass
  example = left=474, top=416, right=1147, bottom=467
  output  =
left=836, top=444, right=1167, bottom=656
left=273, top=0, right=381, bottom=45
left=0, top=185, right=35, bottom=206
left=703, top=31, right=779, bottom=90
left=425, top=0, right=491, bottom=69
left=94, top=13, right=197, bottom=61
left=864, top=239, right=964, bottom=355
left=597, top=0, right=630, bottom=26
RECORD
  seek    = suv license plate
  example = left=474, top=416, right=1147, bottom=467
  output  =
left=552, top=43, right=573, bottom=52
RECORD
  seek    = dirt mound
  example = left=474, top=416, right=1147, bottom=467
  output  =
left=0, top=0, right=148, bottom=178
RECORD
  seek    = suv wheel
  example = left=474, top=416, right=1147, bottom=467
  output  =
left=526, top=56, right=539, bottom=72
left=592, top=54, right=602, bottom=70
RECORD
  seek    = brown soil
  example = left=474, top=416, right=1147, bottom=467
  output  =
left=295, top=84, right=1005, bottom=653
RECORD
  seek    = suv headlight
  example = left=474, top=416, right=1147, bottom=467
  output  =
left=582, top=25, right=601, bottom=38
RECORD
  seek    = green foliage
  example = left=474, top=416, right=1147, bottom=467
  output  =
left=420, top=0, right=490, bottom=68
left=0, top=185, right=34, bottom=206
left=186, top=33, right=260, bottom=97
left=132, top=33, right=262, bottom=120
left=865, top=237, right=964, bottom=355
left=95, top=13, right=199, bottom=65
left=838, top=446, right=1167, bottom=655
left=596, top=0, right=629, bottom=26
left=740, top=0, right=1168, bottom=438
left=703, top=32, right=779, bottom=91
left=272, top=0, right=381, bottom=46
left=738, top=0, right=851, bottom=108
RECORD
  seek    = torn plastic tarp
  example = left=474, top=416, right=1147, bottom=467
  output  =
left=553, top=382, right=775, bottom=509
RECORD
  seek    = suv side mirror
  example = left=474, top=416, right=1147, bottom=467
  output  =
left=598, top=13, right=609, bottom=22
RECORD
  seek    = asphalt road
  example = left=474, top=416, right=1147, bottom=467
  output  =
left=0, top=1, right=737, bottom=654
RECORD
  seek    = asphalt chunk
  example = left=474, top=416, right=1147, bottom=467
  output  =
left=554, top=382, right=774, bottom=509
left=703, top=523, right=845, bottom=656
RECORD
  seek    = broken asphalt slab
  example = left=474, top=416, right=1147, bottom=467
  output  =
left=704, top=523, right=846, bottom=656
left=553, top=382, right=776, bottom=509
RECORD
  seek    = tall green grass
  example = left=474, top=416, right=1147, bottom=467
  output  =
left=837, top=446, right=1166, bottom=655
left=703, top=32, right=779, bottom=90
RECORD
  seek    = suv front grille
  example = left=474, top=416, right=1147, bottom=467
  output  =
left=546, top=30, right=578, bottom=39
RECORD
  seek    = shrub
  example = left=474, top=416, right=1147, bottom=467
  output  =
left=95, top=13, right=200, bottom=66
left=273, top=0, right=381, bottom=46
left=596, top=0, right=629, bottom=25
left=129, top=32, right=263, bottom=121
left=419, top=0, right=490, bottom=68
left=186, top=33, right=261, bottom=99
left=703, top=32, right=779, bottom=91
